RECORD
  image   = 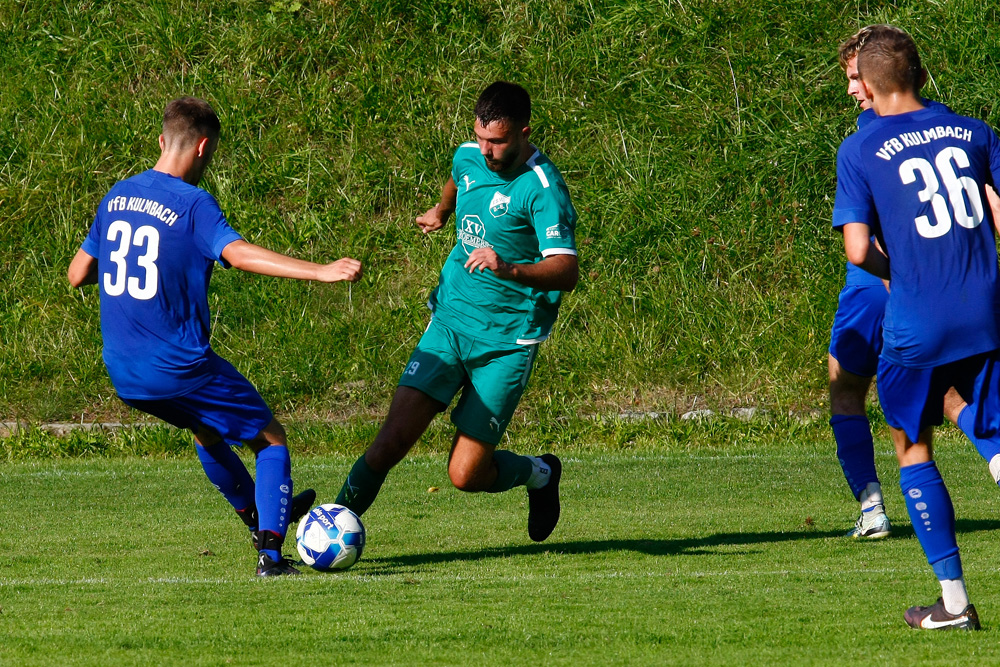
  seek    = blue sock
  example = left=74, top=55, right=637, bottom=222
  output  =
left=831, top=415, right=879, bottom=500
left=196, top=443, right=256, bottom=513
left=255, top=445, right=292, bottom=561
left=957, top=405, right=1000, bottom=465
left=899, top=461, right=962, bottom=581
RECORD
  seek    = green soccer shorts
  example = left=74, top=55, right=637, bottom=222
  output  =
left=398, top=318, right=539, bottom=446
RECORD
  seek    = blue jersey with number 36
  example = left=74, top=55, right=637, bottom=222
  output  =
left=80, top=169, right=243, bottom=399
left=833, top=106, right=1000, bottom=369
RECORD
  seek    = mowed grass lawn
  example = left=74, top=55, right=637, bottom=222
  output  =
left=4, top=431, right=1000, bottom=665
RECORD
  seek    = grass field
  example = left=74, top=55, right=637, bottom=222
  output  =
left=6, top=0, right=1000, bottom=664
left=3, top=423, right=1000, bottom=665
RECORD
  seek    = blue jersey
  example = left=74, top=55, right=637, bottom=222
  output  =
left=842, top=102, right=950, bottom=288
left=80, top=169, right=243, bottom=399
left=833, top=105, right=1000, bottom=368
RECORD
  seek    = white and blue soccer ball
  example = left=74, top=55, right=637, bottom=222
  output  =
left=295, top=503, right=366, bottom=571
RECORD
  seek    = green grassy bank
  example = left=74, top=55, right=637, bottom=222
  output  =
left=3, top=0, right=999, bottom=428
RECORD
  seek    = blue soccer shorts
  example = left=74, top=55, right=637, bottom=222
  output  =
left=398, top=318, right=539, bottom=446
left=877, top=350, right=1000, bottom=443
left=120, top=355, right=273, bottom=446
left=828, top=284, right=888, bottom=377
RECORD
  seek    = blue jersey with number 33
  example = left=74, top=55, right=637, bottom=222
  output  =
left=833, top=106, right=1000, bottom=369
left=80, top=169, right=243, bottom=399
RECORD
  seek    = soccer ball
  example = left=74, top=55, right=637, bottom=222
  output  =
left=295, top=504, right=366, bottom=571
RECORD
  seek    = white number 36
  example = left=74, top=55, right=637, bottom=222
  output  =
left=899, top=146, right=985, bottom=239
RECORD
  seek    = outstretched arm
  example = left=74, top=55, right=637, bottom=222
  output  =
left=221, top=240, right=362, bottom=283
left=464, top=249, right=579, bottom=292
left=68, top=249, right=99, bottom=287
left=416, top=177, right=458, bottom=234
left=843, top=222, right=889, bottom=280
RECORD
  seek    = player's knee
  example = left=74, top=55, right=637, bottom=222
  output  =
left=448, top=463, right=487, bottom=492
left=829, top=378, right=869, bottom=415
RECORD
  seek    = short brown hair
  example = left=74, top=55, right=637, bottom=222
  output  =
left=837, top=26, right=874, bottom=71
left=474, top=81, right=531, bottom=128
left=856, top=25, right=923, bottom=95
left=162, top=97, right=220, bottom=149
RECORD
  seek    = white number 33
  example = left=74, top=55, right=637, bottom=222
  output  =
left=104, top=220, right=160, bottom=300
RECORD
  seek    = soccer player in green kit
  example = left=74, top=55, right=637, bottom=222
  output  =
left=335, top=81, right=578, bottom=542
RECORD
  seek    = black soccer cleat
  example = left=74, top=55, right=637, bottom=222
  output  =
left=249, top=488, right=317, bottom=551
left=527, top=454, right=562, bottom=542
left=904, top=598, right=981, bottom=631
left=256, top=552, right=301, bottom=577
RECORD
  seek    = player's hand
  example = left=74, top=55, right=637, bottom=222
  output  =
left=318, top=257, right=363, bottom=283
left=416, top=204, right=446, bottom=234
left=464, top=247, right=513, bottom=280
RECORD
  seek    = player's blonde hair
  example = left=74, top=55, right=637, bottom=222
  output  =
left=837, top=26, right=874, bottom=71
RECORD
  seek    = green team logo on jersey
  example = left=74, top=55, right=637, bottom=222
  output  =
left=458, top=214, right=493, bottom=255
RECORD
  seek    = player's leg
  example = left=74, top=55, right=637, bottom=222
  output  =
left=829, top=356, right=888, bottom=537
left=191, top=425, right=257, bottom=531
left=238, top=418, right=300, bottom=575
left=894, top=426, right=977, bottom=629
left=880, top=360, right=978, bottom=630
left=449, top=340, right=560, bottom=541
left=120, top=392, right=260, bottom=532
left=335, top=386, right=446, bottom=515
left=336, top=319, right=461, bottom=516
left=944, top=387, right=1000, bottom=482
left=828, top=284, right=889, bottom=537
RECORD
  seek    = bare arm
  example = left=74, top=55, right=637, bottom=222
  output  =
left=988, top=185, right=1000, bottom=236
left=415, top=177, right=458, bottom=234
left=464, top=249, right=579, bottom=292
left=221, top=240, right=362, bottom=283
left=68, top=249, right=99, bottom=287
left=843, top=222, right=890, bottom=280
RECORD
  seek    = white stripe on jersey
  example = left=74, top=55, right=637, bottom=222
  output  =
left=526, top=150, right=550, bottom=188
left=541, top=248, right=577, bottom=257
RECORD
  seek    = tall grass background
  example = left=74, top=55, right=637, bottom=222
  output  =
left=2, top=0, right=999, bottom=440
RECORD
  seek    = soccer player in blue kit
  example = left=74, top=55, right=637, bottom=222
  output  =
left=831, top=29, right=1000, bottom=540
left=834, top=25, right=1000, bottom=629
left=67, top=97, right=363, bottom=577
left=828, top=29, right=894, bottom=539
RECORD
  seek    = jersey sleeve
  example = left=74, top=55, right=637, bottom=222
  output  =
left=832, top=137, right=877, bottom=230
left=191, top=193, right=243, bottom=266
left=528, top=171, right=578, bottom=257
left=80, top=210, right=103, bottom=258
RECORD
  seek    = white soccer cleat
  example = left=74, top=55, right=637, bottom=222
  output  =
left=847, top=503, right=891, bottom=539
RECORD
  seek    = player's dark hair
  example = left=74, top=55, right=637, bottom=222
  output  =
left=837, top=26, right=874, bottom=71
left=474, top=81, right=531, bottom=128
left=856, top=25, right=924, bottom=95
left=162, top=97, right=221, bottom=148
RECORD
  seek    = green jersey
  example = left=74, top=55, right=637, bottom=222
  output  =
left=428, top=143, right=578, bottom=345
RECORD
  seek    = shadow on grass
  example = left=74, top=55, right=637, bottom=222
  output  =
left=364, top=528, right=841, bottom=574
left=362, top=518, right=1000, bottom=574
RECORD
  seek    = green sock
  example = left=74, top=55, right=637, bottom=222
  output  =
left=335, top=454, right=388, bottom=516
left=486, top=450, right=533, bottom=493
